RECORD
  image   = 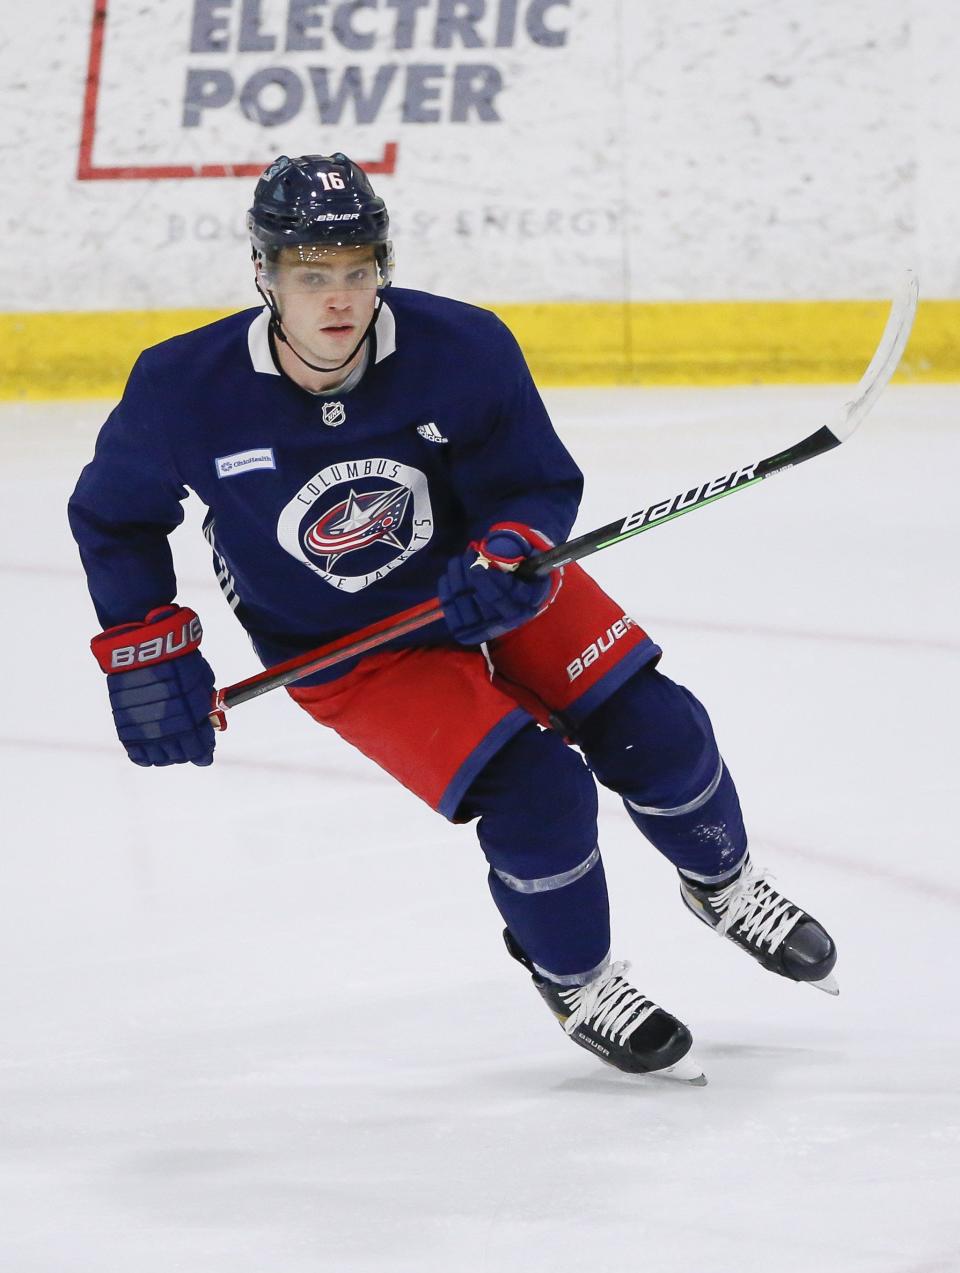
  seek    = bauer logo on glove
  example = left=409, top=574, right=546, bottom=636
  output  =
left=89, top=606, right=216, bottom=768
left=91, top=607, right=204, bottom=673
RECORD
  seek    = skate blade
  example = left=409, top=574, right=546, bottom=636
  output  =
left=807, top=970, right=840, bottom=996
left=653, top=1053, right=708, bottom=1085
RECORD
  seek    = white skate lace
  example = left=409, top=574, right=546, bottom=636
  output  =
left=710, top=863, right=803, bottom=953
left=559, top=962, right=657, bottom=1045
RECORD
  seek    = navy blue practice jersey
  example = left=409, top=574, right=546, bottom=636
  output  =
left=68, top=288, right=584, bottom=678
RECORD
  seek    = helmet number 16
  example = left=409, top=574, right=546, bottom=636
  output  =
left=317, top=172, right=346, bottom=192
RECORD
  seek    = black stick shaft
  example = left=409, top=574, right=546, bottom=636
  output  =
left=517, top=425, right=841, bottom=579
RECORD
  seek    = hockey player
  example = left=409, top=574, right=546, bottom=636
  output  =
left=69, top=154, right=838, bottom=1085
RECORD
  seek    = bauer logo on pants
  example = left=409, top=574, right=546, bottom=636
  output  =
left=567, top=616, right=638, bottom=682
left=277, top=458, right=434, bottom=592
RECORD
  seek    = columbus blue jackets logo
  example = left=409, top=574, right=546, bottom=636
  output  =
left=277, top=458, right=434, bottom=592
left=305, top=486, right=410, bottom=563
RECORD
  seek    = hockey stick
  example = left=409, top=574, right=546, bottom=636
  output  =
left=210, top=597, right=445, bottom=726
left=522, top=269, right=918, bottom=576
left=210, top=271, right=917, bottom=725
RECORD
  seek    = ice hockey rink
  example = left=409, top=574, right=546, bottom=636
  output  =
left=1, top=383, right=958, bottom=1273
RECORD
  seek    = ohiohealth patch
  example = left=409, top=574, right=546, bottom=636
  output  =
left=276, top=457, right=434, bottom=593
left=215, top=448, right=276, bottom=478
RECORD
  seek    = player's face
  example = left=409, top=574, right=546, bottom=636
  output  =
left=260, top=244, right=380, bottom=363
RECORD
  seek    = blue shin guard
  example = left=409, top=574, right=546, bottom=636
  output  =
left=624, top=758, right=746, bottom=882
left=575, top=667, right=748, bottom=881
left=457, top=724, right=610, bottom=984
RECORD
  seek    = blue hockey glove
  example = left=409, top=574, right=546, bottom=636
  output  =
left=438, top=523, right=560, bottom=646
left=90, top=606, right=216, bottom=767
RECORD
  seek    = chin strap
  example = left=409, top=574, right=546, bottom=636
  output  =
left=255, top=282, right=384, bottom=375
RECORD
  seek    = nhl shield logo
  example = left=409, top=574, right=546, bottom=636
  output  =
left=277, top=458, right=434, bottom=593
left=321, top=400, right=346, bottom=428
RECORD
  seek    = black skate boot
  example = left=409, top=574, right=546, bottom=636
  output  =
left=679, top=856, right=838, bottom=994
left=503, top=930, right=706, bottom=1085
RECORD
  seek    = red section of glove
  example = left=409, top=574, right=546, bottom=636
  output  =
left=91, top=606, right=203, bottom=674
left=472, top=522, right=556, bottom=569
left=471, top=522, right=562, bottom=609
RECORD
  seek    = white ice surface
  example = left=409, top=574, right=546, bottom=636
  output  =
left=1, top=386, right=958, bottom=1272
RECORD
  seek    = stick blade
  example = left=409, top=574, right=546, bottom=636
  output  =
left=832, top=269, right=919, bottom=443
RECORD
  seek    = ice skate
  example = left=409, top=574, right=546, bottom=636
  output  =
left=504, top=930, right=706, bottom=1084
left=679, top=856, right=839, bottom=994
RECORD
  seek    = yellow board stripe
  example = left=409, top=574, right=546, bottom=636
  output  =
left=1, top=300, right=957, bottom=400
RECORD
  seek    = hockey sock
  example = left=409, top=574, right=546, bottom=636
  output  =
left=457, top=723, right=610, bottom=984
left=575, top=666, right=748, bottom=880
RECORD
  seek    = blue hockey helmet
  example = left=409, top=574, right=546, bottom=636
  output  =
left=247, top=153, right=394, bottom=287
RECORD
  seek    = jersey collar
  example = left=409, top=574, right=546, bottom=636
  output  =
left=246, top=298, right=397, bottom=376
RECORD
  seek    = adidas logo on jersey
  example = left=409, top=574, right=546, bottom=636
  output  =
left=417, top=422, right=448, bottom=444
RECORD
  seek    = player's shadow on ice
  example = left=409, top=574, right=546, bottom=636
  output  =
left=697, top=1040, right=838, bottom=1062
left=547, top=1040, right=841, bottom=1096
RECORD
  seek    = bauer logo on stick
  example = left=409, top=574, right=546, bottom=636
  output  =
left=618, top=464, right=758, bottom=536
